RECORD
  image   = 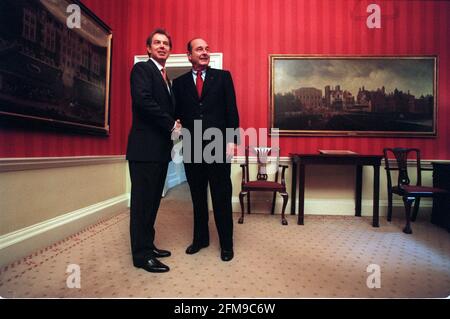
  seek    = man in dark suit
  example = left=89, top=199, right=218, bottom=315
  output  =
left=127, top=28, right=180, bottom=273
left=172, top=38, right=240, bottom=262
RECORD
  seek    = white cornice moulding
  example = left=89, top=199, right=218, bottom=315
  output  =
left=231, top=156, right=291, bottom=164
left=231, top=156, right=440, bottom=169
left=0, top=155, right=126, bottom=172
left=1, top=155, right=444, bottom=172
left=134, top=53, right=223, bottom=69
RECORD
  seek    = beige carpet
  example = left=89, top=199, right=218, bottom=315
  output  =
left=1, top=183, right=449, bottom=298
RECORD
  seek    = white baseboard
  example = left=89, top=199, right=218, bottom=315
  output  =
left=232, top=197, right=432, bottom=216
left=0, top=194, right=129, bottom=267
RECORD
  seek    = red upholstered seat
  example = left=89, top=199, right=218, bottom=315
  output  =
left=393, top=185, right=448, bottom=196
left=243, top=181, right=285, bottom=191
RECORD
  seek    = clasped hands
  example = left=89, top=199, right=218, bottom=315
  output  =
left=171, top=119, right=237, bottom=159
left=171, top=119, right=183, bottom=140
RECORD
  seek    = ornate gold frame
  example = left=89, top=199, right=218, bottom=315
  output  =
left=269, top=55, right=437, bottom=137
left=0, top=0, right=112, bottom=135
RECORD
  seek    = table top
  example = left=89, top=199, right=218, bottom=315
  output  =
left=431, top=161, right=450, bottom=165
left=289, top=153, right=383, bottom=165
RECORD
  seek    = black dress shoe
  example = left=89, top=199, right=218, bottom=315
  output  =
left=152, top=248, right=171, bottom=258
left=137, top=258, right=170, bottom=273
left=185, top=243, right=209, bottom=255
left=221, top=249, right=234, bottom=262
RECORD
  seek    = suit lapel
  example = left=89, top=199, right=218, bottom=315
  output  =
left=186, top=72, right=199, bottom=100
left=168, top=79, right=176, bottom=107
left=201, top=67, right=214, bottom=98
left=147, top=60, right=173, bottom=102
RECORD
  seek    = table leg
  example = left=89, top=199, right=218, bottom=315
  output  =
left=291, top=159, right=297, bottom=215
left=373, top=164, right=380, bottom=227
left=298, top=163, right=305, bottom=225
left=355, top=165, right=362, bottom=217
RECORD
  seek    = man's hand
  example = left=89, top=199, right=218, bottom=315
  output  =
left=171, top=119, right=182, bottom=140
left=226, top=143, right=237, bottom=159
left=175, top=119, right=182, bottom=130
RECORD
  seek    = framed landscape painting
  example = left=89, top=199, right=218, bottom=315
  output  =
left=0, top=0, right=112, bottom=135
left=269, top=55, right=437, bottom=137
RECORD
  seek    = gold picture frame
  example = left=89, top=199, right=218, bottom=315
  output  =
left=0, top=0, right=112, bottom=135
left=269, top=55, right=437, bottom=137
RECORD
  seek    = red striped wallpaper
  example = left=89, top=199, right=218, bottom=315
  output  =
left=1, top=0, right=449, bottom=159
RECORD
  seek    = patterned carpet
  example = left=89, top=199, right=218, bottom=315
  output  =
left=1, top=183, right=450, bottom=298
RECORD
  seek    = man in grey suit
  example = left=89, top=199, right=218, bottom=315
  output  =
left=127, top=28, right=180, bottom=273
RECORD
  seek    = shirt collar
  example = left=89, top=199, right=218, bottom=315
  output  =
left=193, top=68, right=206, bottom=76
left=150, top=57, right=164, bottom=71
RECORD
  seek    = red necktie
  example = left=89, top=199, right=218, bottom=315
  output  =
left=196, top=70, right=203, bottom=98
left=161, top=68, right=171, bottom=94
left=161, top=68, right=168, bottom=83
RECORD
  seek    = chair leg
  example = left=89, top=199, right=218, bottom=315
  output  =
left=402, top=196, right=415, bottom=234
left=280, top=192, right=288, bottom=226
left=411, top=197, right=421, bottom=222
left=271, top=192, right=277, bottom=215
left=387, top=191, right=393, bottom=222
left=238, top=192, right=246, bottom=224
left=247, top=191, right=251, bottom=214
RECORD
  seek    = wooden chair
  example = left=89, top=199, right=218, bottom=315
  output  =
left=238, top=146, right=289, bottom=225
left=383, top=147, right=448, bottom=234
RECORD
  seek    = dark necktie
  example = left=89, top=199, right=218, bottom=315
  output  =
left=196, top=70, right=203, bottom=98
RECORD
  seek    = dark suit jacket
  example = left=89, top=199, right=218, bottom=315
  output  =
left=126, top=59, right=175, bottom=162
left=172, top=67, right=240, bottom=161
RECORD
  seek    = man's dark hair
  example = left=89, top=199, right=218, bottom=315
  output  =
left=146, top=28, right=172, bottom=49
left=187, top=38, right=200, bottom=53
